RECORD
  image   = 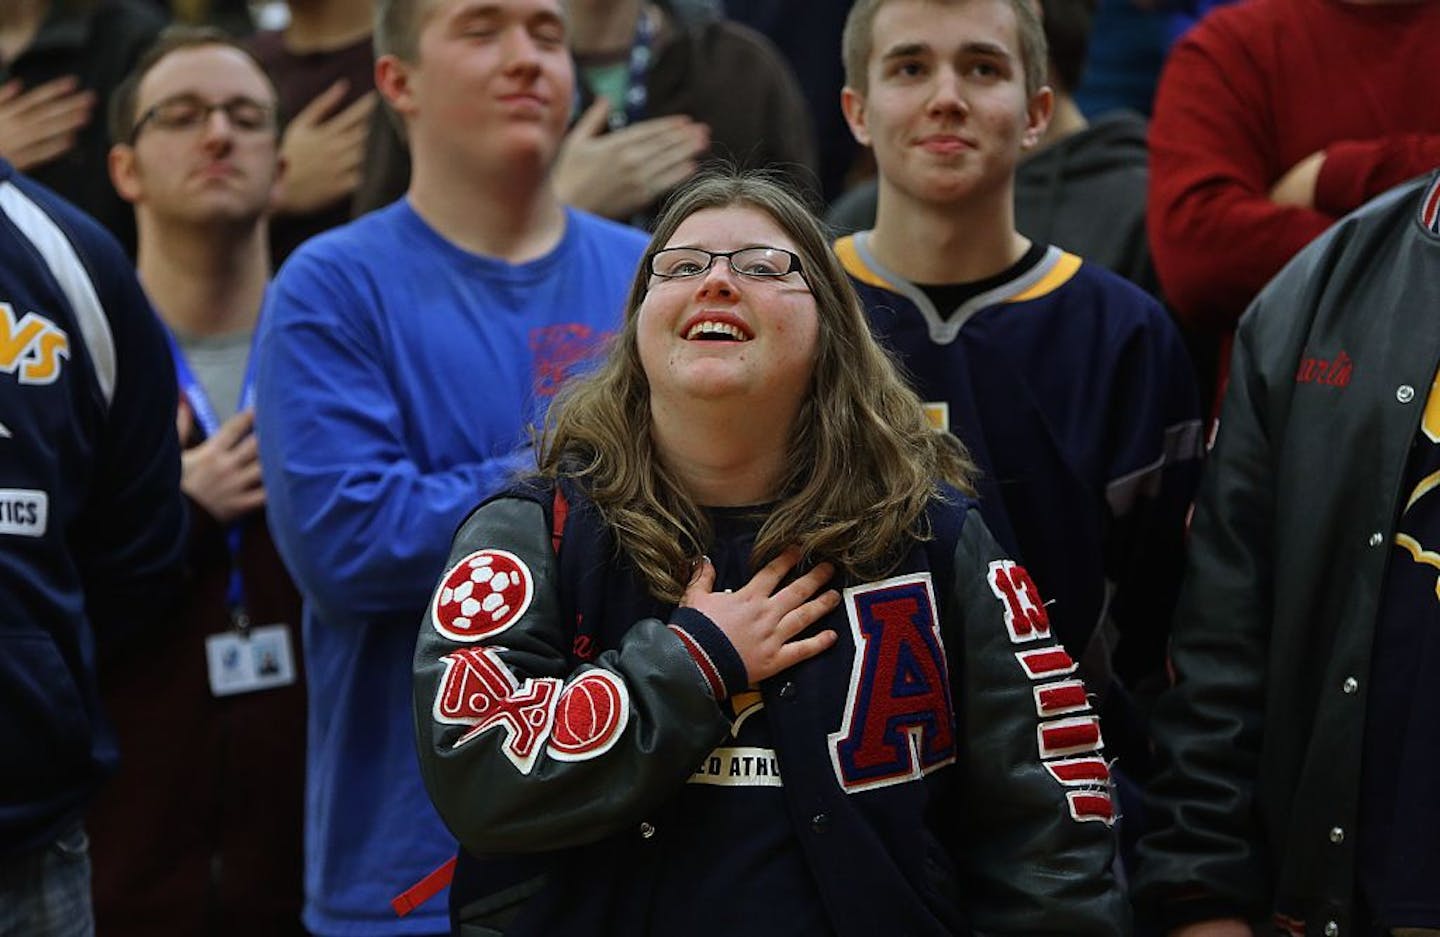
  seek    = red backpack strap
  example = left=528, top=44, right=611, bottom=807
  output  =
left=551, top=485, right=569, bottom=555
left=393, top=483, right=567, bottom=920
left=391, top=855, right=456, bottom=917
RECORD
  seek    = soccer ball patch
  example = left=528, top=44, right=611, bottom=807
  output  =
left=432, top=549, right=534, bottom=642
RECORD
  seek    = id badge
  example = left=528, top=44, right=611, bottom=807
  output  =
left=205, top=623, right=297, bottom=697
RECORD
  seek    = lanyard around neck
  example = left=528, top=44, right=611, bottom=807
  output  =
left=574, top=5, right=658, bottom=131
left=615, top=5, right=657, bottom=130
left=167, top=328, right=259, bottom=621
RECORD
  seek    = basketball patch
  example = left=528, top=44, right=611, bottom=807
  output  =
left=432, top=549, right=534, bottom=642
left=547, top=670, right=629, bottom=761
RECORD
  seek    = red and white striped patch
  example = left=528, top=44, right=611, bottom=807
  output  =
left=1066, top=790, right=1114, bottom=824
left=1034, top=679, right=1090, bottom=718
left=1015, top=646, right=1078, bottom=680
left=1044, top=756, right=1111, bottom=787
left=1038, top=715, right=1104, bottom=759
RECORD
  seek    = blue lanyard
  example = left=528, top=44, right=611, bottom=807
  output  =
left=166, top=330, right=258, bottom=624
left=616, top=6, right=656, bottom=130
left=575, top=5, right=657, bottom=131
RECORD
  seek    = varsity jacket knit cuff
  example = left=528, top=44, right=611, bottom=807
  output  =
left=667, top=607, right=748, bottom=701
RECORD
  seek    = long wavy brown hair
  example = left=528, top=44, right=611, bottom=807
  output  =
left=538, top=170, right=974, bottom=602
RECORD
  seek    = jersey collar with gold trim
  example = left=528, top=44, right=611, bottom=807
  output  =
left=835, top=231, right=1083, bottom=345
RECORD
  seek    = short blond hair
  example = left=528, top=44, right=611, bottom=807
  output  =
left=842, top=0, right=1048, bottom=96
left=375, top=0, right=439, bottom=62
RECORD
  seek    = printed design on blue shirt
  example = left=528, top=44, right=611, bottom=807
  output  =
left=828, top=571, right=958, bottom=794
left=529, top=324, right=608, bottom=398
left=0, top=301, right=69, bottom=385
left=690, top=690, right=783, bottom=787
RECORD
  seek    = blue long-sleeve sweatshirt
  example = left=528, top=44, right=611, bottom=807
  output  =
left=254, top=199, right=646, bottom=935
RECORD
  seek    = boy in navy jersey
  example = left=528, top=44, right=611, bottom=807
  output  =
left=836, top=0, right=1202, bottom=834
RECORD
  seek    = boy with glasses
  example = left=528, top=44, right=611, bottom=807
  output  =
left=88, top=28, right=307, bottom=936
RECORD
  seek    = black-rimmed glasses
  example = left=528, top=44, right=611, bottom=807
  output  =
left=648, top=246, right=806, bottom=282
left=129, top=94, right=276, bottom=143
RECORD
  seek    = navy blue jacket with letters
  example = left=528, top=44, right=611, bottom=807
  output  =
left=0, top=162, right=186, bottom=858
left=413, top=476, right=1128, bottom=936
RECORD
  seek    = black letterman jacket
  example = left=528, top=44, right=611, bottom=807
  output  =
left=1134, top=172, right=1440, bottom=936
left=412, top=475, right=1126, bottom=935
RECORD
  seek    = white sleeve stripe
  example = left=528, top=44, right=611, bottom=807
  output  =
left=0, top=181, right=116, bottom=407
left=1104, top=418, right=1205, bottom=516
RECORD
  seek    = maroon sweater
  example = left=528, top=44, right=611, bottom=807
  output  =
left=1149, top=0, right=1440, bottom=335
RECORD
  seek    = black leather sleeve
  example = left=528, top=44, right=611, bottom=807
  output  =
left=949, top=510, right=1130, bottom=935
left=1133, top=291, right=1280, bottom=923
left=412, top=495, right=731, bottom=855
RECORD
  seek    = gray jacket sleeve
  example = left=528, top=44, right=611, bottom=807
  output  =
left=412, top=495, right=731, bottom=855
left=950, top=509, right=1130, bottom=935
left=1132, top=258, right=1290, bottom=925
